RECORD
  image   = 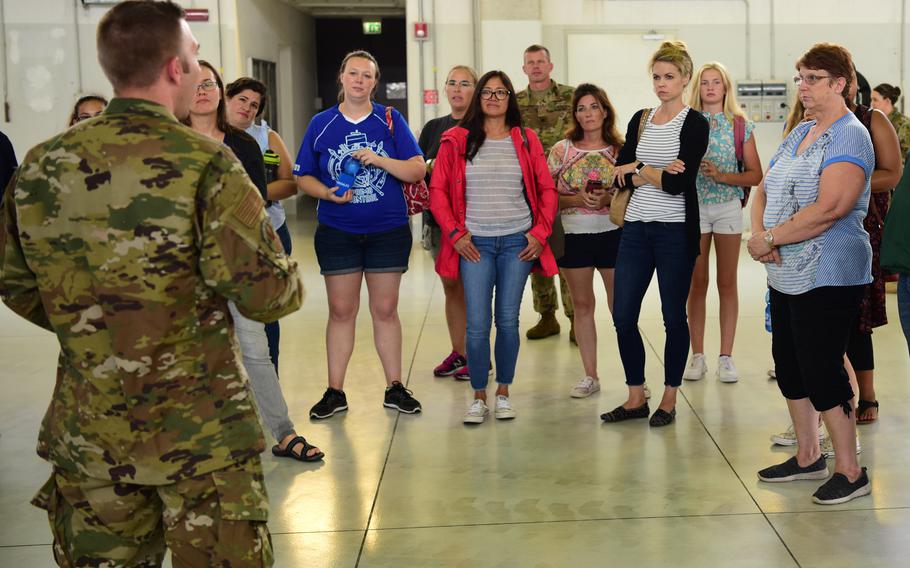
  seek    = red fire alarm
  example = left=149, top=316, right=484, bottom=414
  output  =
left=414, top=22, right=429, bottom=41
left=185, top=8, right=210, bottom=22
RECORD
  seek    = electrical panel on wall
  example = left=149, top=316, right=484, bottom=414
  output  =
left=737, top=81, right=789, bottom=122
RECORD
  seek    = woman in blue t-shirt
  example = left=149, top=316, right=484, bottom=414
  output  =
left=747, top=44, right=873, bottom=505
left=295, top=50, right=426, bottom=420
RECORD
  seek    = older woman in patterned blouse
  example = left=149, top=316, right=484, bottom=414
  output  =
left=747, top=43, right=874, bottom=505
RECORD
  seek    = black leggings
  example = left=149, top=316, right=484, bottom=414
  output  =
left=846, top=327, right=874, bottom=372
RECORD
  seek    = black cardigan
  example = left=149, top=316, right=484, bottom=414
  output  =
left=616, top=108, right=709, bottom=259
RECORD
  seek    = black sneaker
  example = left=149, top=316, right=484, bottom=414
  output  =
left=757, top=456, right=829, bottom=483
left=812, top=468, right=871, bottom=505
left=384, top=382, right=422, bottom=414
left=310, top=388, right=348, bottom=419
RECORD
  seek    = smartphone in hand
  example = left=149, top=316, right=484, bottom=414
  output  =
left=585, top=179, right=603, bottom=194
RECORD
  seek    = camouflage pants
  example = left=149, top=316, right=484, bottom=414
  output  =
left=32, top=457, right=273, bottom=568
left=531, top=271, right=574, bottom=318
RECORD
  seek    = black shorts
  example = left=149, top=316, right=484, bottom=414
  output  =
left=314, top=223, right=412, bottom=275
left=557, top=230, right=622, bottom=269
left=770, top=285, right=863, bottom=412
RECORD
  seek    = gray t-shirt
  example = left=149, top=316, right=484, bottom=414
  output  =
left=465, top=137, right=532, bottom=237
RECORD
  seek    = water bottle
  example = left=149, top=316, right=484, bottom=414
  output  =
left=335, top=156, right=362, bottom=196
left=764, top=289, right=772, bottom=333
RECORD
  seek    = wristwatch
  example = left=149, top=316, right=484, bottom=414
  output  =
left=763, top=230, right=776, bottom=249
left=634, top=162, right=646, bottom=175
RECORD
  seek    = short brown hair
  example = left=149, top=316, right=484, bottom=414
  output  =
left=97, top=0, right=186, bottom=90
left=796, top=43, right=853, bottom=95
left=524, top=44, right=550, bottom=61
left=226, top=77, right=268, bottom=118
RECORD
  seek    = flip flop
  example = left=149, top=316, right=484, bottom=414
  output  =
left=856, top=400, right=879, bottom=425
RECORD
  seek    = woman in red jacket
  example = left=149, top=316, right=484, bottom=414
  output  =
left=430, top=70, right=558, bottom=424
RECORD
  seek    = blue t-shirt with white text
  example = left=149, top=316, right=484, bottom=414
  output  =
left=294, top=103, right=423, bottom=234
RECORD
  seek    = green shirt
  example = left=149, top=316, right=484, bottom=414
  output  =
left=516, top=80, right=575, bottom=155
left=882, top=149, right=910, bottom=274
left=0, top=98, right=302, bottom=484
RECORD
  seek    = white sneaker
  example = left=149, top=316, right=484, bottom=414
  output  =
left=820, top=433, right=862, bottom=459
left=463, top=399, right=489, bottom=424
left=494, top=395, right=516, bottom=420
left=770, top=423, right=826, bottom=446
left=570, top=376, right=601, bottom=398
left=767, top=368, right=776, bottom=380
left=716, top=355, right=738, bottom=383
left=682, top=353, right=707, bottom=381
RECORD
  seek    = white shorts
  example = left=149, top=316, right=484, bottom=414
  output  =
left=699, top=199, right=743, bottom=234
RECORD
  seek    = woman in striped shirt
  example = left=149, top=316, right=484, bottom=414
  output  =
left=430, top=71, right=559, bottom=424
left=600, top=41, right=709, bottom=428
left=748, top=43, right=874, bottom=505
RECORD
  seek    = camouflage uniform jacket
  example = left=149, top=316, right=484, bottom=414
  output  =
left=888, top=108, right=910, bottom=160
left=516, top=80, right=576, bottom=155
left=0, top=98, right=303, bottom=485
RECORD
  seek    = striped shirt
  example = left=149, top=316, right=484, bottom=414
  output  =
left=465, top=138, right=532, bottom=237
left=626, top=107, right=690, bottom=222
left=763, top=112, right=875, bottom=294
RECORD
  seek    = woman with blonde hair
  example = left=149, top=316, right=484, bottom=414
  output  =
left=682, top=62, right=763, bottom=384
left=601, top=41, right=709, bottom=427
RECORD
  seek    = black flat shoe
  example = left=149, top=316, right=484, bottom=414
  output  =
left=649, top=408, right=676, bottom=427
left=601, top=403, right=650, bottom=422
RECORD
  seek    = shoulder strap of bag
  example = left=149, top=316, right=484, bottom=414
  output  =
left=636, top=108, right=651, bottom=144
left=385, top=106, right=395, bottom=134
left=734, top=115, right=745, bottom=162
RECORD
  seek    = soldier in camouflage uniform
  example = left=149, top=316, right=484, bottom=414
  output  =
left=517, top=44, right=576, bottom=342
left=0, top=2, right=299, bottom=566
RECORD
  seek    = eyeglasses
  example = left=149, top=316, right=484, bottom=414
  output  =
left=480, top=88, right=510, bottom=101
left=793, top=73, right=830, bottom=87
left=197, top=80, right=217, bottom=92
left=446, top=80, right=474, bottom=89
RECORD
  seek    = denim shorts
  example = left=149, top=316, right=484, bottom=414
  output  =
left=314, top=223, right=412, bottom=275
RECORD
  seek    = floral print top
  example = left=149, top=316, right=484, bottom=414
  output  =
left=547, top=139, right=619, bottom=233
left=696, top=111, right=755, bottom=205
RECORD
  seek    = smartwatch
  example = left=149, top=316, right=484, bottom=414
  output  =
left=634, top=162, right=646, bottom=175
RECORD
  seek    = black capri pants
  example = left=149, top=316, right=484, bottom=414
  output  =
left=769, top=285, right=864, bottom=412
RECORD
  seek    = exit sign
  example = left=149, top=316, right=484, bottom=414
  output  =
left=363, top=20, right=382, bottom=35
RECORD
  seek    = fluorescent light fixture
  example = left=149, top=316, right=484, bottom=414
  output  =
left=642, top=30, right=665, bottom=41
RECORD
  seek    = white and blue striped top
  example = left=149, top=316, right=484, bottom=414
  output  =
left=763, top=112, right=875, bottom=295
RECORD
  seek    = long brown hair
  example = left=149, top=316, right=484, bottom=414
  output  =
left=184, top=60, right=240, bottom=136
left=460, top=70, right=523, bottom=161
left=565, top=83, right=623, bottom=148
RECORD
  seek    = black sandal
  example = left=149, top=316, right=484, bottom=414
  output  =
left=272, top=436, right=325, bottom=462
left=649, top=408, right=676, bottom=427
left=601, top=403, right=650, bottom=423
left=857, top=400, right=879, bottom=424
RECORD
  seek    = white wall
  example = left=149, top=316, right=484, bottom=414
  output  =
left=0, top=0, right=315, bottom=160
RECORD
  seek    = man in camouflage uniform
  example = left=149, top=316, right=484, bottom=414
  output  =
left=517, top=44, right=576, bottom=342
left=0, top=2, right=299, bottom=566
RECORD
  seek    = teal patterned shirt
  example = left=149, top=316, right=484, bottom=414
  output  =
left=696, top=111, right=755, bottom=204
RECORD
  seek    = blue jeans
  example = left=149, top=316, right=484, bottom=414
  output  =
left=265, top=222, right=292, bottom=372
left=460, top=233, right=534, bottom=391
left=612, top=221, right=695, bottom=387
left=899, top=273, right=910, bottom=356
